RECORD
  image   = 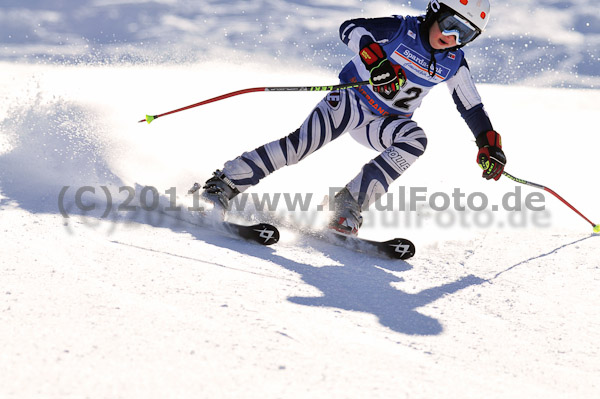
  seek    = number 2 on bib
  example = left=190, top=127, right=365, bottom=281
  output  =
left=393, top=87, right=422, bottom=111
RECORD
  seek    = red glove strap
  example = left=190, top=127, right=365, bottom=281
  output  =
left=360, top=43, right=386, bottom=68
left=477, top=130, right=502, bottom=148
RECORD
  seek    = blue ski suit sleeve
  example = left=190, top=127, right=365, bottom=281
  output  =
left=445, top=58, right=494, bottom=138
left=339, top=17, right=404, bottom=51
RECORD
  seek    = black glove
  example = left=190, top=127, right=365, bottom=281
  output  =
left=359, top=42, right=406, bottom=95
left=476, top=130, right=506, bottom=181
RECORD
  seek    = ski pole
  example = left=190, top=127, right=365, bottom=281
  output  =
left=138, top=80, right=370, bottom=124
left=503, top=171, right=599, bottom=233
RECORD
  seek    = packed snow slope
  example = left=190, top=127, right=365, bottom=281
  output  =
left=1, top=61, right=599, bottom=398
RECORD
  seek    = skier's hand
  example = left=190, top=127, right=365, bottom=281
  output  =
left=360, top=42, right=406, bottom=95
left=476, top=130, right=506, bottom=181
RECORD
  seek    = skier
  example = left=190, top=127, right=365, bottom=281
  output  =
left=196, top=0, right=506, bottom=236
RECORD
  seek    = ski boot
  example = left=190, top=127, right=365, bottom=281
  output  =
left=189, top=170, right=240, bottom=210
left=328, top=187, right=363, bottom=236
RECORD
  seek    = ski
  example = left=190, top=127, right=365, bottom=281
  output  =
left=326, top=232, right=416, bottom=260
left=158, top=208, right=280, bottom=246
left=287, top=224, right=416, bottom=260
left=222, top=221, right=280, bottom=246
left=156, top=183, right=280, bottom=246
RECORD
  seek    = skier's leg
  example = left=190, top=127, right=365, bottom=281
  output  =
left=219, top=89, right=370, bottom=192
left=328, top=116, right=427, bottom=234
left=346, top=116, right=428, bottom=210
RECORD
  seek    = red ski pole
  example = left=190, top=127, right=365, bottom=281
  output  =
left=138, top=80, right=370, bottom=124
left=503, top=171, right=599, bottom=233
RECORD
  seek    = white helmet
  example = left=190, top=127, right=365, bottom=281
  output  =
left=427, top=0, right=490, bottom=32
left=424, top=0, right=490, bottom=47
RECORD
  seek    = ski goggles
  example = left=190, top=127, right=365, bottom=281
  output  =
left=437, top=12, right=481, bottom=45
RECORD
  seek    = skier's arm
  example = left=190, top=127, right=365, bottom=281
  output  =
left=447, top=59, right=506, bottom=180
left=446, top=58, right=494, bottom=138
left=339, top=17, right=407, bottom=93
left=339, top=16, right=404, bottom=53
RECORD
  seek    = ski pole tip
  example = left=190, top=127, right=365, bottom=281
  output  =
left=593, top=224, right=600, bottom=234
left=137, top=115, right=155, bottom=124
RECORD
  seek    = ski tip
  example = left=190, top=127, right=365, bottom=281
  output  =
left=228, top=222, right=280, bottom=246
left=253, top=223, right=280, bottom=245
left=384, top=238, right=416, bottom=260
left=593, top=224, right=600, bottom=234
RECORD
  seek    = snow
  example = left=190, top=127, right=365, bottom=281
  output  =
left=1, top=1, right=600, bottom=398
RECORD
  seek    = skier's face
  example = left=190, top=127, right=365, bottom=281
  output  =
left=429, top=21, right=457, bottom=50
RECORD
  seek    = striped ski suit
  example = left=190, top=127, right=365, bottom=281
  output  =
left=220, top=15, right=493, bottom=209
